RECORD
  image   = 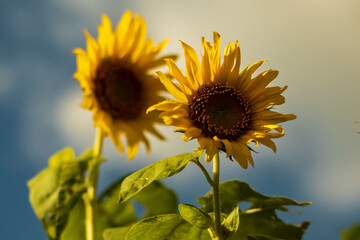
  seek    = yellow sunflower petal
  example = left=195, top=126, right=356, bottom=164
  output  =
left=195, top=136, right=210, bottom=152
left=128, top=17, right=147, bottom=61
left=252, top=111, right=296, bottom=124
left=232, top=143, right=248, bottom=169
left=238, top=60, right=267, bottom=90
left=163, top=117, right=193, bottom=129
left=98, top=14, right=115, bottom=57
left=180, top=40, right=201, bottom=89
left=228, top=41, right=241, bottom=84
left=147, top=100, right=186, bottom=113
left=210, top=32, right=221, bottom=73
left=221, top=139, right=233, bottom=158
left=73, top=48, right=91, bottom=76
left=246, top=70, right=279, bottom=93
left=182, top=127, right=202, bottom=142
left=166, top=58, right=194, bottom=95
left=83, top=30, right=100, bottom=65
left=157, top=71, right=188, bottom=103
left=159, top=108, right=188, bottom=118
left=201, top=36, right=212, bottom=86
left=221, top=42, right=236, bottom=84
left=114, top=11, right=132, bottom=55
left=204, top=140, right=218, bottom=163
left=109, top=129, right=124, bottom=153
left=256, top=137, right=277, bottom=153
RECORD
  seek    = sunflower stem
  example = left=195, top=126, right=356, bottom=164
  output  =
left=84, top=128, right=104, bottom=240
left=212, top=152, right=222, bottom=240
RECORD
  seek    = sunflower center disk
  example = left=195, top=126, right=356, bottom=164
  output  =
left=189, top=84, right=251, bottom=140
left=94, top=58, right=143, bottom=120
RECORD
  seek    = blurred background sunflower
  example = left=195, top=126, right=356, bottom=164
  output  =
left=74, top=12, right=175, bottom=159
left=1, top=0, right=359, bottom=239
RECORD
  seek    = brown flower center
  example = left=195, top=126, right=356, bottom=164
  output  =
left=93, top=58, right=144, bottom=120
left=189, top=84, right=251, bottom=140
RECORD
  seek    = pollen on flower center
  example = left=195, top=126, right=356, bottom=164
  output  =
left=94, top=58, right=144, bottom=120
left=189, top=84, right=251, bottom=140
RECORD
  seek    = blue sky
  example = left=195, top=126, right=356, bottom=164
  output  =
left=1, top=0, right=360, bottom=239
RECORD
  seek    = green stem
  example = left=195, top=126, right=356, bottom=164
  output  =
left=212, top=152, right=222, bottom=240
left=84, top=128, right=104, bottom=240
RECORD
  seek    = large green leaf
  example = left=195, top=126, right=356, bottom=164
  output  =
left=198, top=180, right=311, bottom=240
left=228, top=210, right=310, bottom=240
left=124, top=214, right=211, bottom=240
left=98, top=175, right=138, bottom=228
left=133, top=181, right=178, bottom=218
left=60, top=201, right=85, bottom=240
left=118, top=152, right=202, bottom=203
left=100, top=176, right=178, bottom=239
left=103, top=226, right=133, bottom=240
left=198, top=180, right=311, bottom=214
left=179, top=204, right=213, bottom=229
left=27, top=147, right=90, bottom=240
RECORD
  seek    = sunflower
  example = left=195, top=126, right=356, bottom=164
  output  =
left=73, top=11, right=176, bottom=159
left=148, top=32, right=296, bottom=168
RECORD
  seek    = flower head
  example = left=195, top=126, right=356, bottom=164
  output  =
left=148, top=32, right=296, bottom=168
left=73, top=11, right=176, bottom=159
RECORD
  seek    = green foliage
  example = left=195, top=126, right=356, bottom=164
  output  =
left=198, top=180, right=310, bottom=214
left=341, top=223, right=360, bottom=240
left=103, top=226, right=133, bottom=240
left=179, top=204, right=213, bottom=229
left=60, top=201, right=85, bottom=240
left=118, top=214, right=211, bottom=240
left=27, top=147, right=91, bottom=240
left=199, top=180, right=311, bottom=240
left=133, top=181, right=178, bottom=218
left=246, top=234, right=284, bottom=240
left=118, top=152, right=202, bottom=203
left=29, top=147, right=180, bottom=240
left=221, top=206, right=240, bottom=239
left=97, top=175, right=178, bottom=240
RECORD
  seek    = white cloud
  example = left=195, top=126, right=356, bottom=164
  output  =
left=52, top=86, right=95, bottom=152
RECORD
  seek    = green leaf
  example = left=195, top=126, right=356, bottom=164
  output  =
left=341, top=223, right=360, bottom=240
left=98, top=175, right=138, bottom=228
left=125, top=214, right=211, bottom=240
left=198, top=180, right=311, bottom=214
left=133, top=181, right=178, bottom=218
left=221, top=206, right=240, bottom=239
left=118, top=152, right=202, bottom=203
left=228, top=210, right=310, bottom=240
left=198, top=180, right=311, bottom=240
left=126, top=214, right=184, bottom=240
left=179, top=204, right=213, bottom=229
left=100, top=176, right=178, bottom=239
left=27, top=148, right=90, bottom=239
left=61, top=201, right=85, bottom=240
left=103, top=226, right=133, bottom=240
left=48, top=147, right=75, bottom=168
